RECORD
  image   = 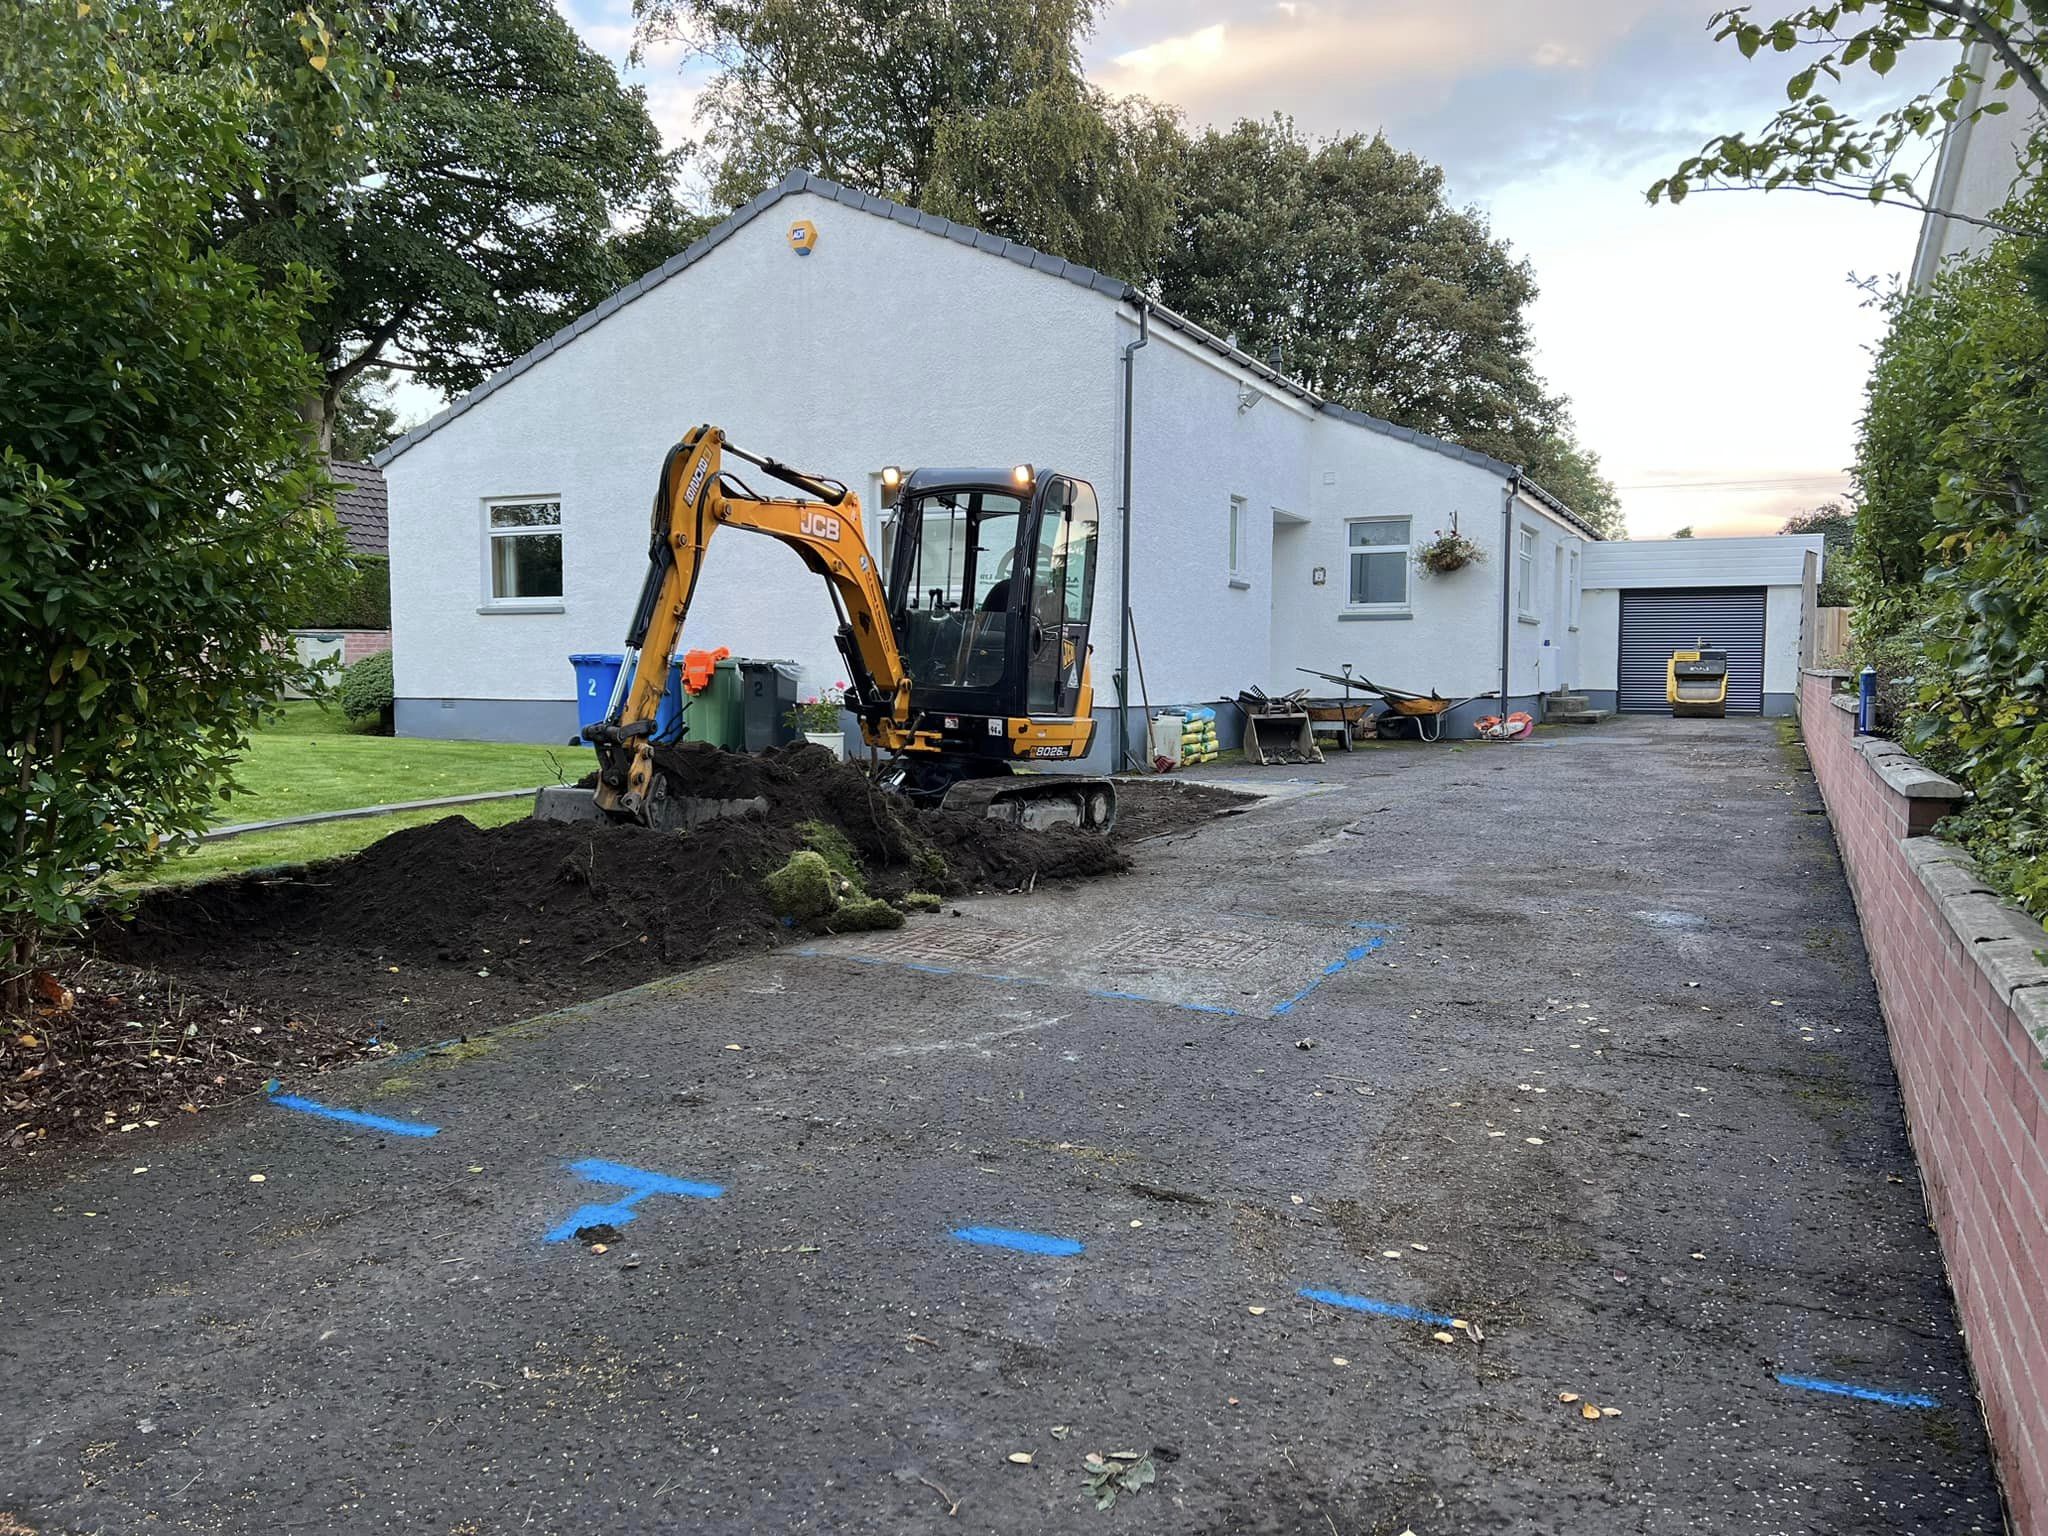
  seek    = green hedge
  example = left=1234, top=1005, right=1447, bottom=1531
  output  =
left=337, top=649, right=394, bottom=733
left=286, top=549, right=389, bottom=630
left=1852, top=179, right=2048, bottom=926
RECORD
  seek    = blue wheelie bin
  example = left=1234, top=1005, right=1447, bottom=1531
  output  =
left=569, top=653, right=686, bottom=742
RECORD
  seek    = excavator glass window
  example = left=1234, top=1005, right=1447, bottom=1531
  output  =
left=889, top=490, right=1025, bottom=691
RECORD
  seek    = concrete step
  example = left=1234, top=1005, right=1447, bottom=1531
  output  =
left=1545, top=709, right=1611, bottom=726
left=1543, top=692, right=1591, bottom=713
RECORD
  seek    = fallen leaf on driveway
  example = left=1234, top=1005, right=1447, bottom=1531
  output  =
left=1558, top=1392, right=1580, bottom=1403
left=1248, top=1306, right=1267, bottom=1316
left=1580, top=1402, right=1602, bottom=1421
left=1006, top=1452, right=1033, bottom=1465
left=1432, top=1331, right=1455, bottom=1344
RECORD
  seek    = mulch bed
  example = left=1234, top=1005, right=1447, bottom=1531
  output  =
left=3, top=752, right=1249, bottom=1165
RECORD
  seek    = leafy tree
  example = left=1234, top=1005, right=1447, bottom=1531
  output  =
left=635, top=0, right=1097, bottom=205
left=1158, top=118, right=1621, bottom=533
left=1, top=0, right=359, bottom=1010
left=630, top=0, right=1178, bottom=275
left=331, top=369, right=403, bottom=461
left=1781, top=501, right=1855, bottom=602
left=1673, top=526, right=1698, bottom=538
left=923, top=81, right=1183, bottom=281
left=1650, top=2, right=2047, bottom=234
left=1514, top=421, right=1624, bottom=538
left=217, top=0, right=683, bottom=450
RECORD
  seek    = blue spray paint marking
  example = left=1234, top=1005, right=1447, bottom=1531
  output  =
left=1298, top=1286, right=1456, bottom=1328
left=543, top=1157, right=724, bottom=1243
left=952, top=1226, right=1085, bottom=1257
left=1775, top=1373, right=1939, bottom=1409
left=268, top=1093, right=439, bottom=1138
left=1271, top=936, right=1386, bottom=1016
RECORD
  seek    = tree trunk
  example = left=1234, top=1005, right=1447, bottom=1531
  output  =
left=299, top=390, right=335, bottom=458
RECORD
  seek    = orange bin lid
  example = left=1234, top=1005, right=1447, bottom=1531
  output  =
left=681, top=646, right=730, bottom=694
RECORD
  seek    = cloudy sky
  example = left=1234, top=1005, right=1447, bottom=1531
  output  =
left=551, top=0, right=1936, bottom=538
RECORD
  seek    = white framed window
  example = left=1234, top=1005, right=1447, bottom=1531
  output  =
left=1346, top=516, right=1411, bottom=608
left=1515, top=526, right=1538, bottom=618
left=484, top=497, right=562, bottom=607
left=1567, top=547, right=1581, bottom=630
left=1228, top=495, right=1245, bottom=576
left=1552, top=546, right=1565, bottom=625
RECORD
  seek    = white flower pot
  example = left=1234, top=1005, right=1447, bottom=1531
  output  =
left=804, top=730, right=844, bottom=759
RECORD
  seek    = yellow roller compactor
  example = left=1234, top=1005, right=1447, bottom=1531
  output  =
left=1667, top=643, right=1729, bottom=719
left=577, top=425, right=1117, bottom=832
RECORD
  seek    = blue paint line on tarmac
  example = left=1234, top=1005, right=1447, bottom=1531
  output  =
left=1298, top=1286, right=1456, bottom=1328
left=543, top=1158, right=723, bottom=1243
left=567, top=1159, right=725, bottom=1201
left=952, top=1226, right=1085, bottom=1257
left=1271, top=935, right=1385, bottom=1015
left=1775, top=1373, right=1939, bottom=1409
left=268, top=1094, right=439, bottom=1138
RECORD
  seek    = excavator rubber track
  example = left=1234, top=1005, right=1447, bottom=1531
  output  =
left=939, top=775, right=1118, bottom=834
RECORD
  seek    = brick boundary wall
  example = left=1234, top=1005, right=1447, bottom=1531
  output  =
left=1800, top=668, right=2048, bottom=1530
left=340, top=629, right=391, bottom=665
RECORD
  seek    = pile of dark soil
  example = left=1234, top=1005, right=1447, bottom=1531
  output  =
left=3, top=750, right=1244, bottom=1162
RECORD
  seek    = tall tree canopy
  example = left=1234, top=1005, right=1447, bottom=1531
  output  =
left=634, top=0, right=1095, bottom=205
left=219, top=0, right=683, bottom=448
left=1157, top=119, right=1622, bottom=535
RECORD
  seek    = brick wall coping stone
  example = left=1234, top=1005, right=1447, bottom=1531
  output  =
left=1902, top=815, right=2048, bottom=1052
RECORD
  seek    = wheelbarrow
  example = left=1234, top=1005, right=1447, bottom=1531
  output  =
left=1296, top=667, right=1498, bottom=743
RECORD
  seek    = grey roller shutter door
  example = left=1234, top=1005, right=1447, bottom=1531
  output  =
left=1618, top=588, right=1767, bottom=714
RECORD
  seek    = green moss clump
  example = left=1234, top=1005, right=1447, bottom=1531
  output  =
left=763, top=849, right=837, bottom=920
left=828, top=896, right=904, bottom=932
left=797, top=820, right=863, bottom=885
left=898, top=891, right=943, bottom=912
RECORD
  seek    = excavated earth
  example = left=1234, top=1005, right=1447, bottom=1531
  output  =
left=3, top=751, right=1245, bottom=1159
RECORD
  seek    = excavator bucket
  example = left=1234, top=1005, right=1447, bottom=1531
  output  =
left=1236, top=689, right=1324, bottom=766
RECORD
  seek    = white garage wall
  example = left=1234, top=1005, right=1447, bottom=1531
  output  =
left=386, top=189, right=1119, bottom=739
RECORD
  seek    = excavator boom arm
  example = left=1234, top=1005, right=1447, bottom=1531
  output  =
left=591, top=425, right=908, bottom=818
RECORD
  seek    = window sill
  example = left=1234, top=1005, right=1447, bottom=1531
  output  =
left=1518, top=613, right=1540, bottom=626
left=478, top=601, right=565, bottom=615
left=1228, top=577, right=1252, bottom=591
left=1339, top=608, right=1412, bottom=622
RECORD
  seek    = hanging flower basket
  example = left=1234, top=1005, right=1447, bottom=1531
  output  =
left=1415, top=516, right=1483, bottom=576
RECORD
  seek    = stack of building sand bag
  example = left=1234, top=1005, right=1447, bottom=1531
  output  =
left=1179, top=706, right=1220, bottom=765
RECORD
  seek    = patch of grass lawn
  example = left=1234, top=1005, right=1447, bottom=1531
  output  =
left=132, top=701, right=585, bottom=887
left=213, top=700, right=578, bottom=824
left=150, top=799, right=536, bottom=887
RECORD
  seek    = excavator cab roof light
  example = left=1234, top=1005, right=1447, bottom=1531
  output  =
left=1011, top=463, right=1035, bottom=487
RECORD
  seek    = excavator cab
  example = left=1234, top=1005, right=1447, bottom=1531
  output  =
left=874, top=466, right=1103, bottom=798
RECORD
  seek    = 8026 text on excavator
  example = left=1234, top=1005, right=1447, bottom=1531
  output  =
left=579, top=424, right=1118, bottom=832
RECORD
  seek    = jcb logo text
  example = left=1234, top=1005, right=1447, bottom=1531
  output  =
left=800, top=508, right=842, bottom=542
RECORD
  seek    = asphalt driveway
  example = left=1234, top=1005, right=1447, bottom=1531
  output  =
left=0, top=717, right=2001, bottom=1533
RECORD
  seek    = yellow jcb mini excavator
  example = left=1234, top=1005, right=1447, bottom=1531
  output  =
left=581, top=425, right=1117, bottom=831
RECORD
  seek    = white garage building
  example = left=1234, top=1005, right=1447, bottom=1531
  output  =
left=377, top=171, right=1821, bottom=756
